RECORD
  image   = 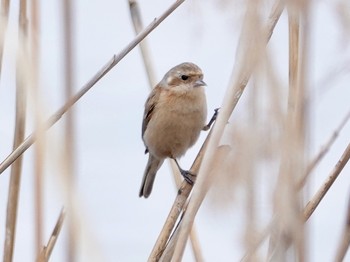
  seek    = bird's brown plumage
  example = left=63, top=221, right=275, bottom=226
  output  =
left=139, top=62, right=207, bottom=198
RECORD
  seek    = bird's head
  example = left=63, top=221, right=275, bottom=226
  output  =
left=160, top=62, right=207, bottom=92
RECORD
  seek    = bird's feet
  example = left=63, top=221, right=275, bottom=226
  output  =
left=203, top=107, right=220, bottom=131
left=180, top=169, right=196, bottom=185
left=173, top=158, right=196, bottom=185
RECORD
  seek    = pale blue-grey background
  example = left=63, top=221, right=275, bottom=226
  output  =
left=0, top=0, right=349, bottom=261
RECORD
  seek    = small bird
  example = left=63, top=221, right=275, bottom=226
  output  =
left=140, top=62, right=214, bottom=198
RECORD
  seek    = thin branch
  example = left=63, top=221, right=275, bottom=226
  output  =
left=37, top=208, right=66, bottom=262
left=172, top=1, right=285, bottom=260
left=0, top=0, right=186, bottom=175
left=303, top=141, right=350, bottom=221
left=297, top=108, right=350, bottom=189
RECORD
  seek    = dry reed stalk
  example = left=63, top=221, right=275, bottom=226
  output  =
left=61, top=0, right=76, bottom=261
left=157, top=145, right=230, bottom=261
left=148, top=128, right=215, bottom=261
left=128, top=1, right=204, bottom=260
left=158, top=220, right=181, bottom=262
left=241, top=111, right=350, bottom=261
left=188, top=223, right=204, bottom=262
left=128, top=0, right=157, bottom=87
left=303, top=141, right=350, bottom=221
left=37, top=208, right=66, bottom=262
left=243, top=135, right=350, bottom=260
left=297, top=109, right=350, bottom=189
left=0, top=0, right=186, bottom=175
left=3, top=1, right=28, bottom=261
left=268, top=1, right=307, bottom=260
left=240, top=220, right=275, bottom=262
left=334, top=192, right=350, bottom=261
left=29, top=0, right=45, bottom=254
left=243, top=87, right=259, bottom=261
left=0, top=56, right=114, bottom=175
left=242, top=109, right=350, bottom=260
left=240, top=4, right=278, bottom=259
left=171, top=1, right=284, bottom=260
left=0, top=0, right=10, bottom=74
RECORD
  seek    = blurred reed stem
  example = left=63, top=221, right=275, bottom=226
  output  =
left=0, top=0, right=10, bottom=75
left=128, top=0, right=157, bottom=87
left=171, top=1, right=284, bottom=260
left=30, top=0, right=44, bottom=255
left=268, top=2, right=305, bottom=260
left=241, top=108, right=350, bottom=260
left=3, top=1, right=28, bottom=261
left=334, top=192, right=350, bottom=261
left=62, top=0, right=76, bottom=261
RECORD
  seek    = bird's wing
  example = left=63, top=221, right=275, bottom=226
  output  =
left=142, top=86, right=161, bottom=146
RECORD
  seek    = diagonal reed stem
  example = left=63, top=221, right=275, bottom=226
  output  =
left=0, top=0, right=186, bottom=176
left=303, top=141, right=350, bottom=221
left=148, top=126, right=215, bottom=261
left=37, top=208, right=66, bottom=262
left=240, top=108, right=350, bottom=260
left=297, top=108, right=350, bottom=189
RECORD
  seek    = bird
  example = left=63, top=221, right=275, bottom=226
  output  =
left=139, top=62, right=214, bottom=198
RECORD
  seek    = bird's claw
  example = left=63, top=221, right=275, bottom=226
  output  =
left=214, top=107, right=220, bottom=116
left=203, top=107, right=220, bottom=131
left=180, top=169, right=196, bottom=185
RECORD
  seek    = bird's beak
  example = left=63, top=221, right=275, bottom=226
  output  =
left=194, top=79, right=207, bottom=88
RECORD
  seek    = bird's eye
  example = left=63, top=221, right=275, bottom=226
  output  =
left=181, top=75, right=189, bottom=81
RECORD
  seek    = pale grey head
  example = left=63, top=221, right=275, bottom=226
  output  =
left=160, top=62, right=206, bottom=91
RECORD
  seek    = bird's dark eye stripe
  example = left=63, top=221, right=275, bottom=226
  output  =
left=181, top=75, right=189, bottom=80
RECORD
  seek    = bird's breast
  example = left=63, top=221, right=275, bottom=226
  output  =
left=143, top=88, right=207, bottom=159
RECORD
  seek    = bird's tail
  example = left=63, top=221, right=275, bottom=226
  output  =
left=139, top=154, right=164, bottom=198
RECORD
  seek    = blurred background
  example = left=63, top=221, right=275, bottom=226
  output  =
left=0, top=0, right=349, bottom=261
